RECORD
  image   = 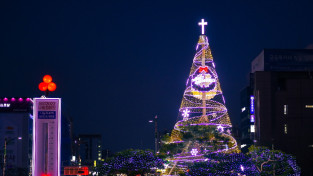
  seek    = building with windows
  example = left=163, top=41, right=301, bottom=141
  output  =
left=74, top=134, right=102, bottom=166
left=241, top=49, right=313, bottom=175
left=239, top=86, right=254, bottom=153
left=0, top=97, right=32, bottom=175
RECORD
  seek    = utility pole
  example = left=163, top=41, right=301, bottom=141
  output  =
left=149, top=115, right=159, bottom=154
left=3, top=138, right=7, bottom=176
left=154, top=115, right=158, bottom=154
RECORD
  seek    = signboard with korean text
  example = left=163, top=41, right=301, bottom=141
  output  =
left=32, top=98, right=61, bottom=176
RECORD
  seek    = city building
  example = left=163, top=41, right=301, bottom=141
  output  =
left=101, top=149, right=114, bottom=160
left=240, top=84, right=254, bottom=153
left=241, top=49, right=313, bottom=175
left=75, top=134, right=102, bottom=166
left=0, top=97, right=32, bottom=175
left=61, top=112, right=74, bottom=166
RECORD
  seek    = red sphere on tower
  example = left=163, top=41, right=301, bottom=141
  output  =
left=43, top=75, right=52, bottom=83
left=39, top=75, right=57, bottom=93
left=39, top=82, right=48, bottom=91
left=48, top=82, right=57, bottom=91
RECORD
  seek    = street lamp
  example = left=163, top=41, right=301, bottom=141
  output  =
left=149, top=115, right=158, bottom=154
left=2, top=137, right=22, bottom=176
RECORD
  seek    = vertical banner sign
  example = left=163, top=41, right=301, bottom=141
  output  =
left=32, top=98, right=61, bottom=176
left=250, top=96, right=255, bottom=128
left=250, top=96, right=254, bottom=114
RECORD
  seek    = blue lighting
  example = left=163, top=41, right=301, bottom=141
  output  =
left=250, top=96, right=254, bottom=114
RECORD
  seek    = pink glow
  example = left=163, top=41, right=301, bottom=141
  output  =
left=3, top=97, right=8, bottom=101
left=26, top=98, right=30, bottom=101
left=11, top=97, right=16, bottom=101
left=18, top=98, right=23, bottom=102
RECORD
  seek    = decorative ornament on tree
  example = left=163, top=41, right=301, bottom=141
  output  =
left=182, top=109, right=190, bottom=121
left=190, top=148, right=198, bottom=156
left=217, top=125, right=224, bottom=132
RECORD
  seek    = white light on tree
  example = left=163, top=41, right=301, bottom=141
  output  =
left=190, top=148, right=198, bottom=156
left=182, top=109, right=190, bottom=121
left=217, top=125, right=224, bottom=132
left=240, top=164, right=244, bottom=171
left=192, top=74, right=215, bottom=88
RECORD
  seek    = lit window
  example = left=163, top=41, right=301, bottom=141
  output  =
left=284, top=105, right=288, bottom=115
left=305, top=105, right=313, bottom=108
left=241, top=107, right=246, bottom=112
left=284, top=124, right=287, bottom=134
left=250, top=125, right=255, bottom=133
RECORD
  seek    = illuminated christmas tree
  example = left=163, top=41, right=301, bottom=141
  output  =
left=161, top=20, right=239, bottom=168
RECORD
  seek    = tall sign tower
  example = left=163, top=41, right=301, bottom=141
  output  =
left=32, top=75, right=61, bottom=176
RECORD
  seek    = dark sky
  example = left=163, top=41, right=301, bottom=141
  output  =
left=1, top=0, right=313, bottom=152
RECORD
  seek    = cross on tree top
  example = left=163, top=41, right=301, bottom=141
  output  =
left=198, top=19, right=207, bottom=34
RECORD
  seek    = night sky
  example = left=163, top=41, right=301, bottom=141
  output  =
left=1, top=0, right=313, bottom=152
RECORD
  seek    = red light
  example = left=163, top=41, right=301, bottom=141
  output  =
left=48, top=82, right=57, bottom=92
left=43, top=75, right=52, bottom=83
left=41, top=174, right=51, bottom=176
left=199, top=66, right=208, bottom=73
left=39, top=75, right=57, bottom=92
left=64, top=166, right=89, bottom=175
left=39, top=82, right=48, bottom=91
